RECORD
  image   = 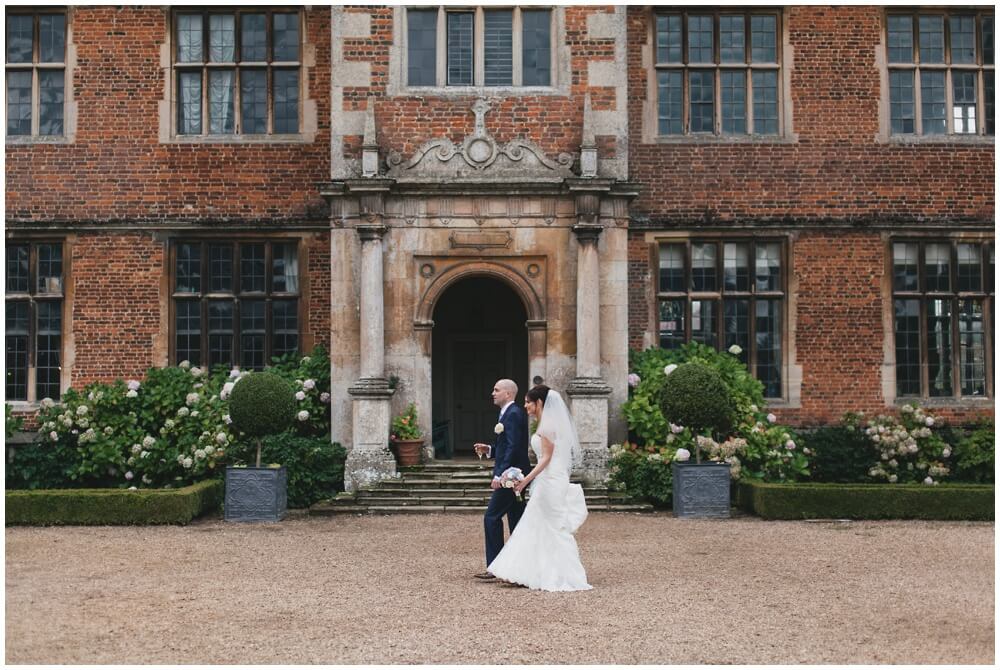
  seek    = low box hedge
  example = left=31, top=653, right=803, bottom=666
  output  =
left=5, top=479, right=223, bottom=526
left=736, top=480, right=994, bottom=521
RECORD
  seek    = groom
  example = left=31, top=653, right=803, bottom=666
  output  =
left=472, top=378, right=531, bottom=579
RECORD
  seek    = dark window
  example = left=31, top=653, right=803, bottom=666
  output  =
left=5, top=242, right=64, bottom=401
left=174, top=10, right=301, bottom=136
left=407, top=9, right=437, bottom=86
left=656, top=239, right=785, bottom=398
left=172, top=240, right=300, bottom=370
left=5, top=11, right=66, bottom=137
left=892, top=240, right=994, bottom=398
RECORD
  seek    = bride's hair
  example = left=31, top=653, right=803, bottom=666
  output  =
left=525, top=384, right=550, bottom=404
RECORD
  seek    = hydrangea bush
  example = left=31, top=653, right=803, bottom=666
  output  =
left=844, top=405, right=952, bottom=485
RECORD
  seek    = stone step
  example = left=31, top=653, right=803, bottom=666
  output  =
left=358, top=494, right=615, bottom=506
left=309, top=499, right=654, bottom=515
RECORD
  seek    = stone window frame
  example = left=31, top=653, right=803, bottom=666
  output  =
left=5, top=239, right=70, bottom=405
left=886, top=235, right=994, bottom=404
left=168, top=237, right=304, bottom=370
left=160, top=7, right=317, bottom=144
left=879, top=8, right=994, bottom=143
left=5, top=7, right=77, bottom=145
left=650, top=235, right=791, bottom=401
left=642, top=7, right=796, bottom=144
left=389, top=5, right=570, bottom=97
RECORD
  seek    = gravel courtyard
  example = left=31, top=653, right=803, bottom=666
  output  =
left=5, top=512, right=994, bottom=664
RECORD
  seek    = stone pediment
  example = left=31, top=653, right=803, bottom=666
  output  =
left=386, top=99, right=575, bottom=184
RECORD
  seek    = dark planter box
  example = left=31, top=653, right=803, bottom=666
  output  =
left=672, top=461, right=731, bottom=518
left=225, top=466, right=287, bottom=522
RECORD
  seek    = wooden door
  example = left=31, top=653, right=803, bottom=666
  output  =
left=448, top=337, right=510, bottom=457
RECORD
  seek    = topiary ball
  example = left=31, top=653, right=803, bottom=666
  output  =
left=661, top=362, right=735, bottom=436
left=228, top=372, right=295, bottom=439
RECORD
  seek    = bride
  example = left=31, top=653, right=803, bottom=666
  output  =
left=487, top=385, right=592, bottom=591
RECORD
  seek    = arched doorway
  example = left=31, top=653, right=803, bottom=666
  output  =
left=431, top=276, right=529, bottom=459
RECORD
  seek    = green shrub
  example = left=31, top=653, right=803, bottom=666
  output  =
left=5, top=479, right=222, bottom=525
left=661, top=362, right=735, bottom=444
left=265, top=347, right=332, bottom=438
left=845, top=406, right=952, bottom=484
left=6, top=440, right=77, bottom=490
left=607, top=443, right=674, bottom=507
left=951, top=421, right=995, bottom=484
left=228, top=372, right=295, bottom=466
left=5, top=404, right=24, bottom=439
left=805, top=425, right=873, bottom=483
left=259, top=435, right=346, bottom=508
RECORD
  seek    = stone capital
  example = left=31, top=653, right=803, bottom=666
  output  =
left=357, top=225, right=388, bottom=242
left=572, top=224, right=604, bottom=246
left=348, top=377, right=396, bottom=397
left=566, top=376, right=612, bottom=397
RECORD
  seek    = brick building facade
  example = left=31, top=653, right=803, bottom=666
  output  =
left=6, top=6, right=994, bottom=488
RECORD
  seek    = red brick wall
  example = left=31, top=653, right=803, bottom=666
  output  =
left=6, top=6, right=331, bottom=225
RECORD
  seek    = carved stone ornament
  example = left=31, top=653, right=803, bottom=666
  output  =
left=387, top=98, right=575, bottom=183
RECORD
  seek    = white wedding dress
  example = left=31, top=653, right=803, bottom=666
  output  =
left=487, top=422, right=592, bottom=592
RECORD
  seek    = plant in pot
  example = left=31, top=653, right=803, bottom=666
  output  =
left=662, top=362, right=736, bottom=518
left=390, top=403, right=424, bottom=467
left=225, top=371, right=295, bottom=522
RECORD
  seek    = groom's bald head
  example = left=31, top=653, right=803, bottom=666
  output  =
left=492, top=379, right=518, bottom=407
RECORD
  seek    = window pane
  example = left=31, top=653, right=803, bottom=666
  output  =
left=207, top=301, right=234, bottom=368
left=39, top=14, right=66, bottom=63
left=658, top=244, right=684, bottom=292
left=949, top=15, right=976, bottom=64
left=925, top=243, right=951, bottom=292
left=720, top=71, right=746, bottom=134
left=177, top=14, right=203, bottom=63
left=894, top=299, right=921, bottom=396
left=893, top=242, right=919, bottom=291
left=986, top=75, right=994, bottom=136
left=272, top=242, right=299, bottom=293
left=209, top=14, right=235, bottom=62
left=272, top=13, right=299, bottom=62
left=658, top=300, right=685, bottom=350
left=958, top=300, right=986, bottom=396
left=983, top=15, right=994, bottom=65
left=208, top=244, right=233, bottom=293
left=272, top=300, right=299, bottom=358
left=755, top=299, right=782, bottom=397
left=724, top=299, right=750, bottom=365
left=208, top=69, right=234, bottom=134
left=689, top=70, right=715, bottom=133
left=38, top=70, right=64, bottom=136
left=687, top=16, right=713, bottom=64
left=5, top=302, right=29, bottom=400
left=178, top=71, right=202, bottom=134
left=656, top=15, right=682, bottom=64
left=919, top=70, right=946, bottom=135
left=750, top=15, right=777, bottom=63
left=240, top=300, right=266, bottom=370
left=724, top=242, right=750, bottom=291
left=988, top=245, right=995, bottom=294
left=483, top=10, right=512, bottom=87
left=691, top=299, right=718, bottom=348
left=952, top=71, right=977, bottom=134
left=175, top=301, right=201, bottom=365
left=720, top=16, right=745, bottom=63
left=692, top=243, right=717, bottom=291
left=889, top=70, right=915, bottom=134
left=957, top=244, right=983, bottom=292
left=36, top=301, right=62, bottom=401
left=273, top=69, right=299, bottom=133
left=6, top=15, right=33, bottom=63
left=447, top=12, right=473, bottom=86
left=918, top=15, right=944, bottom=64
left=7, top=71, right=32, bottom=136
left=36, top=244, right=62, bottom=294
left=241, top=13, right=266, bottom=61
left=240, top=69, right=267, bottom=134
left=176, top=243, right=201, bottom=293
left=240, top=243, right=266, bottom=292
left=522, top=9, right=551, bottom=86
left=926, top=298, right=953, bottom=396
left=755, top=242, right=781, bottom=291
left=657, top=70, right=683, bottom=135
left=887, top=15, right=914, bottom=63
left=407, top=9, right=437, bottom=86
left=752, top=70, right=779, bottom=135
left=6, top=245, right=29, bottom=293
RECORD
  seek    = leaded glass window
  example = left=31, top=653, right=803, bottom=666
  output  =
left=5, top=10, right=66, bottom=137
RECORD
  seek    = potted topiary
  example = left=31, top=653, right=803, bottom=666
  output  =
left=390, top=402, right=424, bottom=467
left=225, top=371, right=295, bottom=522
left=662, top=362, right=736, bottom=518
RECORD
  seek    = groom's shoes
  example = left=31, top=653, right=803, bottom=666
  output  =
left=474, top=571, right=497, bottom=580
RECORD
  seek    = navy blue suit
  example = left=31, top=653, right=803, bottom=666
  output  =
left=484, top=403, right=531, bottom=567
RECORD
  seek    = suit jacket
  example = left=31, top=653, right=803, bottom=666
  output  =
left=492, top=403, right=531, bottom=480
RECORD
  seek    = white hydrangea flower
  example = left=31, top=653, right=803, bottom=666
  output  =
left=179, top=360, right=191, bottom=369
left=889, top=459, right=898, bottom=467
left=193, top=382, right=204, bottom=389
left=177, top=407, right=190, bottom=417
left=142, top=474, right=152, bottom=484
left=627, top=373, right=641, bottom=388
left=301, top=356, right=311, bottom=364
left=766, top=413, right=776, bottom=423
left=132, top=444, right=142, bottom=454
left=164, top=419, right=176, bottom=429
left=143, top=436, right=156, bottom=448
left=229, top=368, right=241, bottom=378
left=666, top=434, right=675, bottom=444
left=190, top=366, right=204, bottom=378
left=127, top=380, right=141, bottom=392
left=191, top=410, right=199, bottom=418
left=223, top=414, right=232, bottom=425
left=669, top=423, right=684, bottom=434
left=221, top=381, right=235, bottom=397
left=216, top=432, right=227, bottom=444
left=802, top=447, right=811, bottom=455
left=40, top=397, right=55, bottom=409
left=675, top=448, right=691, bottom=462
left=128, top=486, right=138, bottom=491
left=76, top=405, right=89, bottom=416
left=295, top=391, right=306, bottom=401
left=901, top=404, right=913, bottom=413
left=182, top=457, right=193, bottom=469
left=924, top=417, right=935, bottom=427
left=942, top=447, right=951, bottom=458
left=888, top=474, right=898, bottom=483
left=923, top=476, right=934, bottom=485
left=126, top=390, right=138, bottom=399
left=728, top=344, right=743, bottom=355
left=750, top=404, right=759, bottom=413
left=304, top=379, right=316, bottom=390
left=320, top=392, right=331, bottom=404
left=194, top=449, right=206, bottom=460
left=185, top=393, right=200, bottom=406
left=49, top=431, right=58, bottom=441
left=663, top=364, right=678, bottom=376
left=125, top=471, right=134, bottom=480
left=297, top=410, right=310, bottom=421
left=785, top=440, right=796, bottom=450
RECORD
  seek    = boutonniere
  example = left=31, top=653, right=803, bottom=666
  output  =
left=494, top=423, right=505, bottom=435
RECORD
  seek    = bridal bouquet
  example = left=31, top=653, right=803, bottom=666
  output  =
left=500, top=466, right=527, bottom=501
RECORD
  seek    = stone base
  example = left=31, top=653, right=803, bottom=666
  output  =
left=346, top=378, right=397, bottom=492
left=566, top=377, right=612, bottom=485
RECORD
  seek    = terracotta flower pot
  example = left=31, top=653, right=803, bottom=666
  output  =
left=393, top=438, right=423, bottom=466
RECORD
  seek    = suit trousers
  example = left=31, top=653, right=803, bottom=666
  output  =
left=484, top=487, right=526, bottom=566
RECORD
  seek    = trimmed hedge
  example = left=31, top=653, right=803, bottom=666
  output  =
left=5, top=479, right=223, bottom=526
left=736, top=480, right=994, bottom=521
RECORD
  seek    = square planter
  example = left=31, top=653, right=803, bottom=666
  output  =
left=224, top=466, right=287, bottom=522
left=672, top=461, right=731, bottom=518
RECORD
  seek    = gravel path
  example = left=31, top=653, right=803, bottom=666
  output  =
left=5, top=512, right=994, bottom=664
